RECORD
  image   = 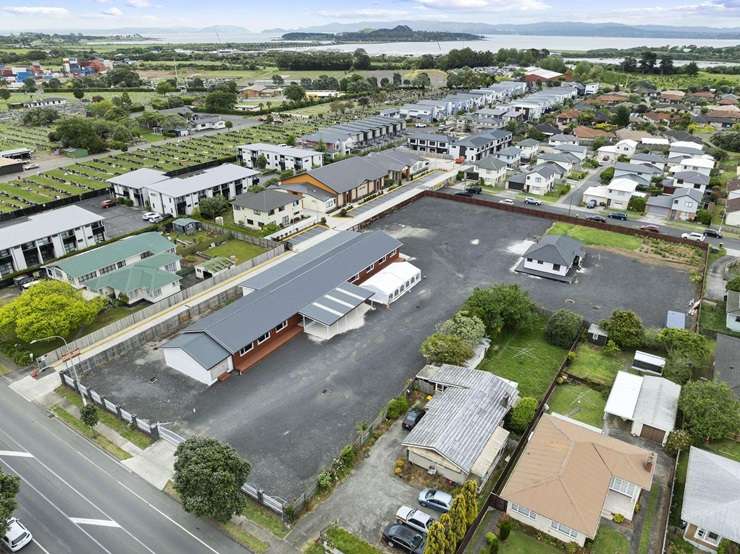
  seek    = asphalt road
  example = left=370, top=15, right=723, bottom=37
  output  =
left=0, top=383, right=248, bottom=554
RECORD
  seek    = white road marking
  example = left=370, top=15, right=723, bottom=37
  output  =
left=69, top=518, right=121, bottom=528
left=0, top=450, right=34, bottom=457
left=33, top=539, right=53, bottom=554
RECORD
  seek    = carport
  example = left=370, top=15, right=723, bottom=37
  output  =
left=300, top=282, right=374, bottom=341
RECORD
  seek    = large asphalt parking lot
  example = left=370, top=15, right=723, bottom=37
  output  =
left=80, top=196, right=696, bottom=502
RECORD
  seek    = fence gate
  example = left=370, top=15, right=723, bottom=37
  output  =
left=157, top=424, right=186, bottom=446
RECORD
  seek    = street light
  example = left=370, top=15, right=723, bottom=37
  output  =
left=30, top=335, right=86, bottom=406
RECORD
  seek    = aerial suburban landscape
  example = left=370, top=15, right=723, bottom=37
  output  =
left=2, top=2, right=740, bottom=553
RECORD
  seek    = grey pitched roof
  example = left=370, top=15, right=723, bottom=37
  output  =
left=107, top=168, right=168, bottom=190
left=302, top=157, right=390, bottom=194
left=539, top=151, right=578, bottom=164
left=647, top=188, right=703, bottom=208
left=497, top=146, right=521, bottom=157
left=615, top=162, right=662, bottom=174
left=530, top=163, right=563, bottom=179
left=274, top=183, right=334, bottom=202
left=632, top=152, right=667, bottom=164
left=524, top=235, right=584, bottom=266
left=164, top=332, right=229, bottom=370
left=509, top=173, right=526, bottom=184
left=0, top=205, right=104, bottom=252
left=518, top=139, right=540, bottom=147
left=550, top=134, right=577, bottom=142
left=476, top=157, right=508, bottom=171
left=403, top=366, right=518, bottom=472
left=233, top=189, right=296, bottom=211
left=147, top=164, right=258, bottom=197
left=632, top=376, right=680, bottom=432
left=681, top=447, right=740, bottom=543
left=554, top=144, right=587, bottom=155
left=163, top=230, right=401, bottom=365
left=298, top=282, right=373, bottom=326
left=673, top=171, right=710, bottom=186
left=408, top=131, right=452, bottom=143
left=714, top=334, right=740, bottom=398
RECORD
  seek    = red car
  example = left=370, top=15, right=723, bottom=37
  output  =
left=100, top=199, right=116, bottom=209
left=640, top=225, right=660, bottom=234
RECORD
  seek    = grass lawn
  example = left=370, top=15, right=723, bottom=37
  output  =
left=590, top=525, right=630, bottom=554
left=548, top=383, right=606, bottom=428
left=705, top=440, right=740, bottom=463
left=699, top=301, right=740, bottom=339
left=547, top=222, right=642, bottom=251
left=56, top=386, right=154, bottom=450
left=205, top=239, right=265, bottom=264
left=479, top=317, right=567, bottom=400
left=567, top=343, right=630, bottom=386
left=499, top=529, right=561, bottom=554
left=51, top=406, right=132, bottom=460
left=242, top=498, right=289, bottom=538
left=76, top=304, right=147, bottom=338
left=638, top=481, right=661, bottom=554
left=324, top=526, right=382, bottom=554
left=220, top=521, right=269, bottom=554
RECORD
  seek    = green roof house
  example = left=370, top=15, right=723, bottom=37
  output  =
left=45, top=232, right=181, bottom=304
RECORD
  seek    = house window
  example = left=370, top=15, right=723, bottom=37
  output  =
left=610, top=477, right=636, bottom=497
left=537, top=260, right=544, bottom=265
left=553, top=264, right=561, bottom=271
left=350, top=273, right=359, bottom=282
left=257, top=332, right=270, bottom=344
left=239, top=343, right=254, bottom=356
left=364, top=263, right=374, bottom=273
left=274, top=320, right=288, bottom=333
left=511, top=503, right=536, bottom=520
left=550, top=520, right=579, bottom=539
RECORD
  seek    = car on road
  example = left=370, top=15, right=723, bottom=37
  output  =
left=418, top=489, right=453, bottom=513
left=396, top=506, right=435, bottom=534
left=2, top=518, right=32, bottom=552
left=455, top=191, right=474, bottom=197
left=100, top=199, right=116, bottom=209
left=586, top=215, right=607, bottom=223
left=402, top=408, right=426, bottom=431
left=142, top=211, right=158, bottom=220
left=524, top=197, right=542, bottom=206
left=703, top=228, right=723, bottom=239
left=382, top=523, right=425, bottom=554
left=498, top=198, right=514, bottom=205
left=586, top=199, right=597, bottom=209
left=640, top=225, right=661, bottom=233
left=147, top=213, right=165, bottom=223
left=607, top=212, right=628, bottom=221
left=681, top=232, right=705, bottom=242
left=465, top=185, right=482, bottom=194
left=22, top=164, right=39, bottom=171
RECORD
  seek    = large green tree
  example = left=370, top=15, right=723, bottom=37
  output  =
left=204, top=89, right=237, bottom=112
left=437, top=311, right=486, bottom=346
left=545, top=309, right=583, bottom=348
left=0, top=281, right=105, bottom=343
left=173, top=437, right=251, bottom=522
left=420, top=333, right=473, bottom=365
left=679, top=381, right=740, bottom=442
left=0, top=469, right=20, bottom=537
left=601, top=310, right=644, bottom=350
left=657, top=329, right=712, bottom=384
left=283, top=83, right=306, bottom=104
left=463, top=284, right=537, bottom=335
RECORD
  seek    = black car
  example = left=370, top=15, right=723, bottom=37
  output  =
left=703, top=228, right=723, bottom=239
left=465, top=185, right=482, bottom=194
left=607, top=212, right=628, bottom=221
left=586, top=215, right=607, bottom=223
left=455, top=191, right=474, bottom=197
left=383, top=524, right=425, bottom=554
left=402, top=408, right=426, bottom=431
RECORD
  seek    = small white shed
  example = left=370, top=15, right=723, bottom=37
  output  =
left=360, top=261, right=421, bottom=306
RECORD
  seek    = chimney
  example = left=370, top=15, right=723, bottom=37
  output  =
left=644, top=452, right=656, bottom=472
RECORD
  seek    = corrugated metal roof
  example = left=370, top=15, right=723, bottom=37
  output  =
left=0, top=205, right=104, bottom=252
left=233, top=189, right=297, bottom=211
left=633, top=376, right=680, bottom=432
left=162, top=332, right=229, bottom=370
left=299, top=282, right=372, bottom=326
left=300, top=157, right=390, bottom=194
left=605, top=371, right=643, bottom=420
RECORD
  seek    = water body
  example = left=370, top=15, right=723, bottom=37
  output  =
left=564, top=57, right=739, bottom=68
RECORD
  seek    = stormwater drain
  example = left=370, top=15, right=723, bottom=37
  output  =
left=149, top=376, right=158, bottom=384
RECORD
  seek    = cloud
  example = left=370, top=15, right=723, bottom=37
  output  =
left=102, top=6, right=123, bottom=15
left=415, top=0, right=548, bottom=10
left=2, top=5, right=70, bottom=16
left=126, top=0, right=151, bottom=7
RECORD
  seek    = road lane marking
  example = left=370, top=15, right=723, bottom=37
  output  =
left=33, top=539, right=52, bottom=554
left=0, top=450, right=34, bottom=457
left=69, top=518, right=121, bottom=528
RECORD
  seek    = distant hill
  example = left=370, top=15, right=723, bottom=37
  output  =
left=281, top=25, right=482, bottom=43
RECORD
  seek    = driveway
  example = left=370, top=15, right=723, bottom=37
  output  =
left=705, top=255, right=735, bottom=301
left=76, top=196, right=153, bottom=239
left=289, top=421, right=421, bottom=548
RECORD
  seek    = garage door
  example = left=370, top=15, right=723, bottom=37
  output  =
left=640, top=425, right=665, bottom=443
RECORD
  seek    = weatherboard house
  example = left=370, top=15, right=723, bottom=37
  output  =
left=517, top=235, right=585, bottom=282
left=161, top=230, right=411, bottom=385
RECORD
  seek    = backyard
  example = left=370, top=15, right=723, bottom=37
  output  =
left=547, top=383, right=607, bottom=428
left=205, top=239, right=265, bottom=264
left=567, top=343, right=631, bottom=386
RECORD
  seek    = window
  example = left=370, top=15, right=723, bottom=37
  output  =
left=378, top=255, right=386, bottom=263
left=79, top=271, right=97, bottom=283
left=550, top=520, right=579, bottom=539
left=610, top=477, right=636, bottom=497
left=552, top=264, right=561, bottom=271
left=99, top=263, right=117, bottom=275
left=364, top=264, right=374, bottom=273
left=257, top=332, right=270, bottom=344
left=274, top=320, right=288, bottom=333
left=511, top=503, right=536, bottom=520
left=239, top=343, right=254, bottom=356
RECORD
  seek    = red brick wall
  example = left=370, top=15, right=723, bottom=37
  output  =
left=353, top=250, right=400, bottom=284
left=232, top=314, right=303, bottom=372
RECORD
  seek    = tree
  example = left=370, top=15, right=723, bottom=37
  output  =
left=204, top=88, right=237, bottom=112
left=679, top=381, right=740, bottom=442
left=659, top=56, right=674, bottom=75
left=22, top=107, right=59, bottom=127
left=156, top=80, right=177, bottom=95
left=80, top=404, right=99, bottom=435
left=601, top=310, right=644, bottom=350
left=0, top=89, right=9, bottom=101
left=447, top=495, right=468, bottom=546
left=54, top=117, right=108, bottom=153
left=197, top=195, right=230, bottom=219
left=437, top=311, right=486, bottom=346
left=611, top=105, right=631, bottom=127
left=664, top=429, right=692, bottom=456
left=420, top=333, right=473, bottom=365
left=498, top=518, right=512, bottom=541
left=0, top=469, right=20, bottom=537
left=73, top=89, right=85, bottom=99
left=463, top=284, right=537, bottom=336
left=173, top=437, right=251, bottom=522
left=727, top=276, right=740, bottom=292
left=254, top=154, right=268, bottom=170
left=657, top=329, right=712, bottom=384
left=0, top=281, right=105, bottom=343
left=627, top=196, right=646, bottom=213
left=190, top=76, right=204, bottom=89
left=545, top=309, right=583, bottom=348
left=461, top=480, right=478, bottom=525
left=599, top=166, right=615, bottom=184
left=425, top=520, right=451, bottom=554
left=285, top=134, right=296, bottom=146
left=284, top=83, right=306, bottom=104
left=271, top=74, right=284, bottom=85
left=684, top=62, right=699, bottom=76
left=509, top=397, right=537, bottom=433
left=22, top=77, right=36, bottom=92
left=44, top=77, right=61, bottom=89
left=352, top=48, right=371, bottom=70
left=639, top=51, right=658, bottom=73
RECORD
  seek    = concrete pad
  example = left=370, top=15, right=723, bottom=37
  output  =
left=10, top=372, right=61, bottom=403
left=122, top=440, right=176, bottom=490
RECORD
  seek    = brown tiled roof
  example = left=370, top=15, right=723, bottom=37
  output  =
left=720, top=97, right=738, bottom=105
left=573, top=126, right=613, bottom=139
left=645, top=111, right=673, bottom=121
left=689, top=91, right=715, bottom=99
left=557, top=109, right=580, bottom=119
left=501, top=414, right=655, bottom=538
left=707, top=110, right=740, bottom=119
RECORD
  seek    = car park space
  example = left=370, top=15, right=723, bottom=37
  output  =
left=75, top=196, right=153, bottom=239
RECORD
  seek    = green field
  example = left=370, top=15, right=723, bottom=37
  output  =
left=547, top=222, right=643, bottom=251
left=567, top=343, right=630, bottom=386
left=548, top=383, right=607, bottom=428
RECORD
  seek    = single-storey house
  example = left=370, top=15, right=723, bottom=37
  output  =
left=604, top=371, right=680, bottom=445
left=161, top=230, right=404, bottom=385
left=404, top=364, right=518, bottom=485
left=549, top=133, right=578, bottom=146
left=714, top=333, right=740, bottom=399
left=517, top=235, right=584, bottom=282
left=681, top=447, right=740, bottom=551
left=501, top=414, right=656, bottom=547
left=232, top=189, right=303, bottom=230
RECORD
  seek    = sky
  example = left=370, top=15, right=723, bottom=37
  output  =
left=3, top=0, right=740, bottom=31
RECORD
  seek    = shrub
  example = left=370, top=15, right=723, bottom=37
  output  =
left=339, top=444, right=355, bottom=467
left=386, top=396, right=409, bottom=420
left=545, top=309, right=583, bottom=348
left=695, top=209, right=712, bottom=226
left=486, top=533, right=499, bottom=554
left=317, top=471, right=334, bottom=491
left=727, top=276, right=740, bottom=293
left=603, top=339, right=621, bottom=356
left=601, top=310, right=644, bottom=350
left=509, top=397, right=537, bottom=434
left=613, top=513, right=625, bottom=524
left=599, top=166, right=615, bottom=184
left=665, top=430, right=692, bottom=456
left=565, top=543, right=578, bottom=554
left=420, top=333, right=474, bottom=365
left=437, top=311, right=486, bottom=346
left=498, top=519, right=511, bottom=541
left=628, top=196, right=646, bottom=213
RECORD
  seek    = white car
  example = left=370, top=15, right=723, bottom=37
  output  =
left=146, top=213, right=164, bottom=223
left=498, top=198, right=514, bottom=205
left=2, top=518, right=32, bottom=552
left=681, top=232, right=705, bottom=242
left=396, top=506, right=435, bottom=534
left=142, top=211, right=158, bottom=220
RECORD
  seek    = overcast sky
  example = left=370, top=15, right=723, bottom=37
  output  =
left=3, top=0, right=740, bottom=31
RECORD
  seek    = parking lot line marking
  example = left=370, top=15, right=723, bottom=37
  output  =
left=0, top=450, right=34, bottom=457
left=69, top=518, right=121, bottom=528
left=33, top=539, right=52, bottom=554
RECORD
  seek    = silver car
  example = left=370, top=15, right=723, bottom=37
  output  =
left=417, top=489, right=452, bottom=513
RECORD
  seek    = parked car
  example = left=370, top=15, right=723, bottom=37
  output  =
left=22, top=164, right=39, bottom=171
left=524, top=197, right=542, bottom=206
left=142, top=211, right=158, bottom=220
left=382, top=523, right=425, bottom=554
left=100, top=199, right=116, bottom=209
left=455, top=191, right=474, bottom=197
left=418, top=489, right=452, bottom=513
left=396, top=506, right=435, bottom=534
left=586, top=215, right=607, bottom=223
left=640, top=225, right=661, bottom=234
left=585, top=199, right=597, bottom=209
left=682, top=232, right=705, bottom=242
left=498, top=198, right=514, bottom=205
left=2, top=518, right=32, bottom=552
left=607, top=212, right=628, bottom=221
left=703, top=228, right=723, bottom=239
left=402, top=408, right=426, bottom=431
left=147, top=213, right=165, bottom=223
left=465, top=185, right=482, bottom=194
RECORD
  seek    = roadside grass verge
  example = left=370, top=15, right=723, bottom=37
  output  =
left=221, top=521, right=270, bottom=553
left=324, top=526, right=382, bottom=554
left=51, top=405, right=132, bottom=460
left=242, top=498, right=289, bottom=538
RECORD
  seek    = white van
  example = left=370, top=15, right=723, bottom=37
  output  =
left=2, top=518, right=32, bottom=552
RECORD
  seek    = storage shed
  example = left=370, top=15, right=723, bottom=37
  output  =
left=173, top=218, right=201, bottom=235
left=632, top=351, right=666, bottom=375
left=587, top=323, right=608, bottom=346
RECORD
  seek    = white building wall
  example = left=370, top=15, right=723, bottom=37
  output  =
left=523, top=258, right=569, bottom=276
left=163, top=348, right=218, bottom=386
left=506, top=505, right=588, bottom=547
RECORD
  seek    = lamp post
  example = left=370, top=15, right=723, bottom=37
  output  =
left=30, top=335, right=86, bottom=406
